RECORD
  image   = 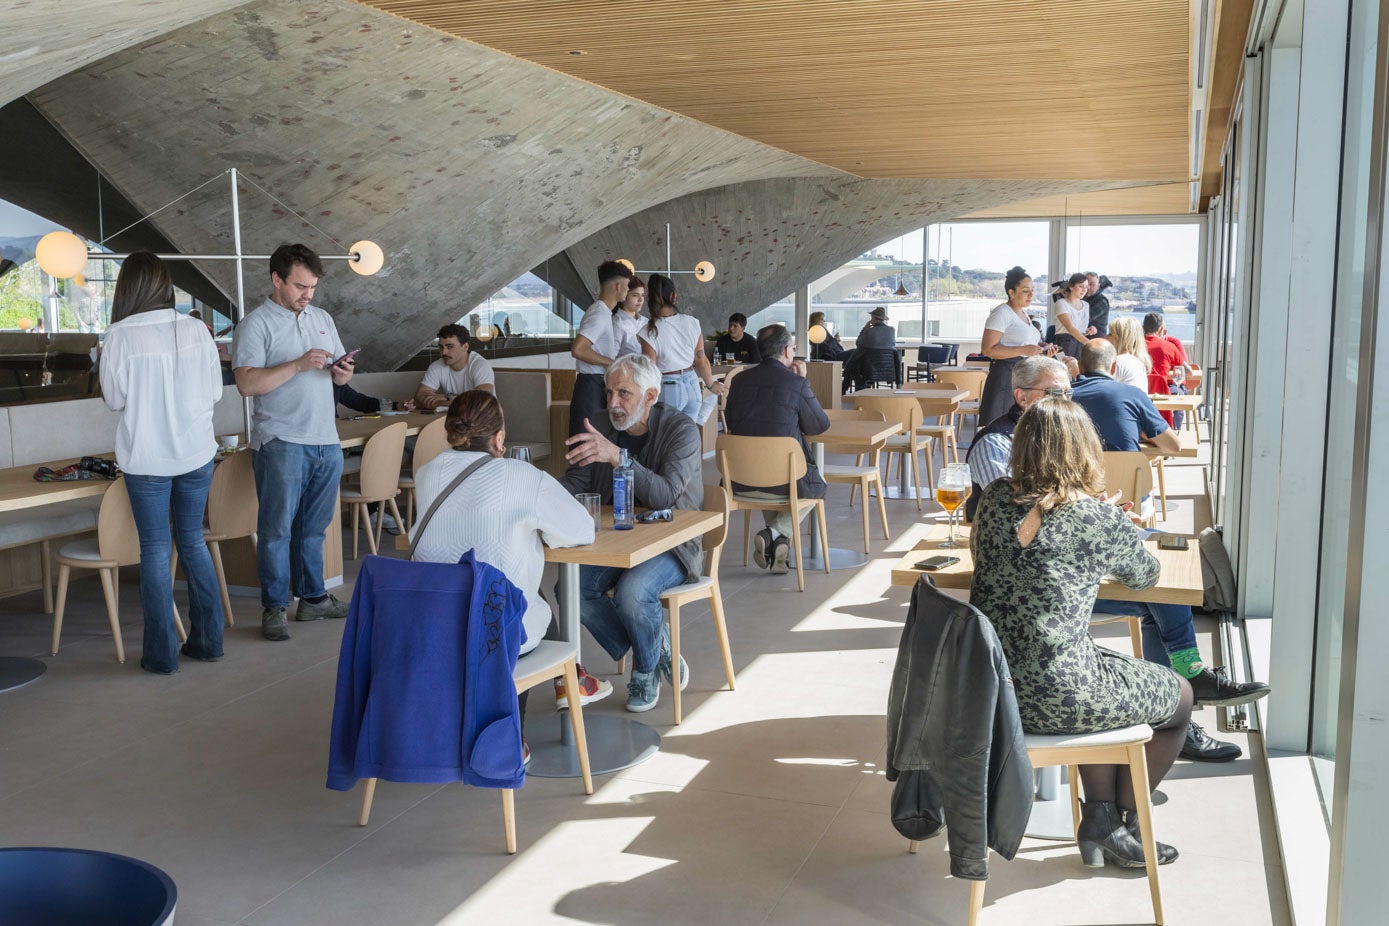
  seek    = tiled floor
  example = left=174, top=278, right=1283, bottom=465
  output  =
left=0, top=431, right=1289, bottom=925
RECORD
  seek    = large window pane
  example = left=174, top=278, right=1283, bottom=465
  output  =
left=1064, top=223, right=1201, bottom=344
left=927, top=221, right=1049, bottom=339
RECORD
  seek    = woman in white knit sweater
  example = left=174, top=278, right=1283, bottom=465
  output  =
left=1107, top=316, right=1153, bottom=390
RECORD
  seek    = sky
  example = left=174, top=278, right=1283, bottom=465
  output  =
left=867, top=221, right=1201, bottom=278
left=0, top=200, right=63, bottom=239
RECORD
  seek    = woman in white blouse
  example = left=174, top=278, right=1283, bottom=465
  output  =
left=99, top=252, right=225, bottom=674
left=1107, top=316, right=1153, bottom=390
left=638, top=273, right=726, bottom=419
left=613, top=275, right=647, bottom=358
left=1050, top=272, right=1092, bottom=361
left=978, top=266, right=1057, bottom=425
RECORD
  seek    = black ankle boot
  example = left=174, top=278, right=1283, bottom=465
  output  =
left=1076, top=800, right=1148, bottom=869
left=1122, top=809, right=1179, bottom=865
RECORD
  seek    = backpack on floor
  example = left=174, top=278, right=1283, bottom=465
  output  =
left=1199, top=526, right=1237, bottom=614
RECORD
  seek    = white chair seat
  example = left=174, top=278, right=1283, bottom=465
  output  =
left=340, top=487, right=394, bottom=501
left=1023, top=723, right=1152, bottom=751
left=56, top=537, right=104, bottom=562
left=883, top=435, right=917, bottom=449
left=916, top=425, right=952, bottom=435
left=732, top=492, right=817, bottom=512
left=514, top=638, right=578, bottom=681
left=0, top=497, right=100, bottom=549
left=661, top=576, right=713, bottom=599
left=398, top=475, right=414, bottom=489
left=822, top=463, right=878, bottom=477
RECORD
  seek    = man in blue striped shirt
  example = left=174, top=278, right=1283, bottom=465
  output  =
left=964, top=356, right=1070, bottom=521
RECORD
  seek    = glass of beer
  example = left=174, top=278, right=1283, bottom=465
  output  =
left=936, top=463, right=972, bottom=548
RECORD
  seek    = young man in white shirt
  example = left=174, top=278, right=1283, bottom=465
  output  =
left=414, top=324, right=495, bottom=410
left=233, top=244, right=356, bottom=642
left=568, top=260, right=634, bottom=436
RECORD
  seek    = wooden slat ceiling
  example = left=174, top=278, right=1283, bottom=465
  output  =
left=964, top=182, right=1193, bottom=219
left=361, top=0, right=1192, bottom=183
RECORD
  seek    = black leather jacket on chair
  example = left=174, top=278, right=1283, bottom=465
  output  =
left=885, top=576, right=1034, bottom=880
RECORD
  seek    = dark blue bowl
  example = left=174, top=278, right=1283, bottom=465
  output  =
left=0, top=847, right=177, bottom=925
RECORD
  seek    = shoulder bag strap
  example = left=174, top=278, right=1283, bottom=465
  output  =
left=407, top=454, right=494, bottom=560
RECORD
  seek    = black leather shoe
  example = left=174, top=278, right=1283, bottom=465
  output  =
left=1179, top=722, right=1241, bottom=762
left=1188, top=666, right=1271, bottom=707
left=1077, top=800, right=1149, bottom=869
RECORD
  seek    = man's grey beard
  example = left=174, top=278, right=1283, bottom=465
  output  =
left=609, top=398, right=652, bottom=432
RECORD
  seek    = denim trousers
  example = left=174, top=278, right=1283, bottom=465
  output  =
left=252, top=439, right=343, bottom=609
left=579, top=552, right=686, bottom=674
left=1092, top=597, right=1199, bottom=666
left=659, top=370, right=701, bottom=420
left=124, top=459, right=223, bottom=671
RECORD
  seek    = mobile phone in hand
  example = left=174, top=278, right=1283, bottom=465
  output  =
left=332, top=348, right=361, bottom=366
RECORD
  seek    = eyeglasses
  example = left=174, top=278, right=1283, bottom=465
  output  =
left=1028, top=386, right=1073, bottom=399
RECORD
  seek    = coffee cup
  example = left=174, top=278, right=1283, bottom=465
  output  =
left=217, top=435, right=240, bottom=450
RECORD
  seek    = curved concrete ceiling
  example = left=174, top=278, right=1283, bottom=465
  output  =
left=556, top=176, right=1132, bottom=329
left=0, top=0, right=247, bottom=109
left=25, top=0, right=840, bottom=369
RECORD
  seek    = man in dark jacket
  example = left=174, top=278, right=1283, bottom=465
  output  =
left=886, top=577, right=1033, bottom=880
left=563, top=353, right=703, bottom=713
left=723, top=324, right=829, bottom=573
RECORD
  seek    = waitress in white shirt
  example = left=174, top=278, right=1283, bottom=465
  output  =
left=1050, top=272, right=1092, bottom=362
left=978, top=266, right=1058, bottom=425
left=638, top=273, right=725, bottom=419
left=99, top=252, right=225, bottom=674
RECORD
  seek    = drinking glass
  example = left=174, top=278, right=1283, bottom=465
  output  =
left=935, top=463, right=973, bottom=548
left=577, top=493, right=602, bottom=531
left=506, top=446, right=533, bottom=465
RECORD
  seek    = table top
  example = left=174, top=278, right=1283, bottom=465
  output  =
left=889, top=524, right=1203, bottom=605
left=544, top=507, right=721, bottom=569
left=806, top=419, right=901, bottom=447
left=852, top=386, right=970, bottom=404
left=0, top=456, right=116, bottom=514
left=335, top=411, right=438, bottom=449
left=1143, top=429, right=1199, bottom=459
left=1150, top=394, right=1202, bottom=411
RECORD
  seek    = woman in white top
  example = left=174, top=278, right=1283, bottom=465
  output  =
left=99, top=252, right=225, bottom=674
left=613, top=274, right=647, bottom=358
left=1107, top=316, right=1152, bottom=390
left=638, top=273, right=726, bottom=419
left=1050, top=272, right=1092, bottom=362
left=978, top=266, right=1058, bottom=425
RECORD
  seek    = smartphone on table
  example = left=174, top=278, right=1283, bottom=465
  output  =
left=915, top=555, right=961, bottom=571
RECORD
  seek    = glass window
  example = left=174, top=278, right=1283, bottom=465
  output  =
left=1065, top=223, right=1201, bottom=344
left=928, top=221, right=1049, bottom=339
left=464, top=272, right=569, bottom=358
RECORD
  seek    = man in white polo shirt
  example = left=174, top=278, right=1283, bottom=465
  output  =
left=568, top=259, right=634, bottom=436
left=413, top=323, right=495, bottom=410
left=233, top=244, right=356, bottom=642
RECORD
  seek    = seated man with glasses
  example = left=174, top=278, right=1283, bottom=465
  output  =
left=1070, top=340, right=1181, bottom=455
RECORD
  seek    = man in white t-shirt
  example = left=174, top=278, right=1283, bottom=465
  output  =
left=415, top=324, right=495, bottom=410
left=568, top=260, right=634, bottom=435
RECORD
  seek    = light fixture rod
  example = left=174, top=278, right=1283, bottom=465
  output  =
left=77, top=253, right=361, bottom=262
left=231, top=168, right=252, bottom=439
left=665, top=222, right=672, bottom=275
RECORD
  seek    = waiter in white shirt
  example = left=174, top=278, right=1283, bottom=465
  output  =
left=568, top=260, right=634, bottom=435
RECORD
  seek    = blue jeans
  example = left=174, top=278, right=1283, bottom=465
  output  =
left=1092, top=597, right=1199, bottom=666
left=252, top=439, right=343, bottom=609
left=659, top=370, right=701, bottom=420
left=579, top=552, right=686, bottom=674
left=125, top=459, right=223, bottom=671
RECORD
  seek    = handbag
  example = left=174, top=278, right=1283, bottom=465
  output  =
left=406, top=453, right=495, bottom=561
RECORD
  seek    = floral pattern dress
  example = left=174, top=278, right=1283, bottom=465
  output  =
left=969, top=481, right=1181, bottom=734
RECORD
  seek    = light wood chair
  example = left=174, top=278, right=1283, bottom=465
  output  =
left=1102, top=451, right=1158, bottom=529
left=911, top=394, right=962, bottom=482
left=716, top=434, right=830, bottom=592
left=51, top=478, right=186, bottom=663
left=934, top=370, right=988, bottom=434
left=820, top=408, right=891, bottom=551
left=660, top=484, right=736, bottom=724
left=341, top=422, right=408, bottom=558
left=717, top=365, right=745, bottom=430
left=202, top=451, right=257, bottom=628
left=356, top=578, right=595, bottom=855
left=851, top=395, right=926, bottom=511
left=908, top=724, right=1164, bottom=926
left=398, top=417, right=450, bottom=530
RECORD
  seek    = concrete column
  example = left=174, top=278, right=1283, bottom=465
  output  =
left=794, top=286, right=809, bottom=356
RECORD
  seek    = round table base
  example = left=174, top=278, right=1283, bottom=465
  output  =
left=800, top=547, right=868, bottom=571
left=1025, top=794, right=1078, bottom=841
left=526, top=711, right=661, bottom=779
left=0, top=657, right=47, bottom=694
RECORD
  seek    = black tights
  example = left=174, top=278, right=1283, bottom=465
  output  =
left=1077, top=676, right=1193, bottom=811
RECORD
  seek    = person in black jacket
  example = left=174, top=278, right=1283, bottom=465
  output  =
left=723, top=324, right=829, bottom=573
left=886, top=577, right=1033, bottom=880
left=1084, top=272, right=1113, bottom=337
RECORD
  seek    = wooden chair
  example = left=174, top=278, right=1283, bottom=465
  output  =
left=717, top=365, right=745, bottom=430
left=934, top=370, right=988, bottom=434
left=659, top=485, right=736, bottom=724
left=851, top=395, right=926, bottom=511
left=909, top=724, right=1163, bottom=925
left=1102, top=451, right=1158, bottom=529
left=202, top=451, right=257, bottom=628
left=51, top=478, right=186, bottom=663
left=716, top=434, right=830, bottom=592
left=910, top=394, right=962, bottom=483
left=398, top=417, right=450, bottom=530
left=357, top=575, right=595, bottom=856
left=341, top=422, right=408, bottom=558
left=820, top=409, right=891, bottom=551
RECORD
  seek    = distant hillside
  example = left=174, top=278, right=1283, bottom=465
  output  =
left=861, top=263, right=1195, bottom=310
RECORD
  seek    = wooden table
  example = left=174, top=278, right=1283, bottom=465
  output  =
left=1149, top=394, right=1201, bottom=413
left=851, top=386, right=969, bottom=404
left=335, top=411, right=439, bottom=449
left=0, top=455, right=116, bottom=514
left=528, top=507, right=722, bottom=778
left=889, top=525, right=1203, bottom=605
left=805, top=419, right=902, bottom=569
